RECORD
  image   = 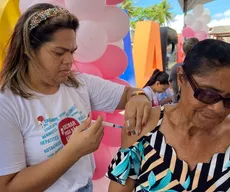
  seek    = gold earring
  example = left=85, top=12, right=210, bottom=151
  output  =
left=177, top=86, right=181, bottom=101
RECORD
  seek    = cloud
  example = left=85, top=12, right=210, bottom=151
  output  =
left=213, top=13, right=224, bottom=18
left=224, top=9, right=230, bottom=17
left=209, top=17, right=230, bottom=27
left=166, top=14, right=184, bottom=33
left=213, top=9, right=230, bottom=18
left=209, top=9, right=230, bottom=27
left=166, top=9, right=230, bottom=33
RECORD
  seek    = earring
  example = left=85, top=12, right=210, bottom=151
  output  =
left=177, top=86, right=181, bottom=101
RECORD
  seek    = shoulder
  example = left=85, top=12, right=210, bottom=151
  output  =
left=0, top=88, right=17, bottom=106
left=0, top=89, right=20, bottom=123
left=75, top=72, right=106, bottom=83
left=143, top=86, right=150, bottom=91
left=122, top=107, right=162, bottom=148
left=75, top=73, right=121, bottom=87
left=74, top=72, right=92, bottom=84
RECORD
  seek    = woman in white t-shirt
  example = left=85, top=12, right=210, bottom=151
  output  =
left=143, top=69, right=170, bottom=106
left=0, top=4, right=152, bottom=192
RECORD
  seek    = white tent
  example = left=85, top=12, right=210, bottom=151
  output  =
left=178, top=0, right=213, bottom=13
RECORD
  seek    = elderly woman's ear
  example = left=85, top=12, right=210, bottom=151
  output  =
left=176, top=66, right=185, bottom=87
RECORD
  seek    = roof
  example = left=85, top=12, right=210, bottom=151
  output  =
left=209, top=26, right=230, bottom=34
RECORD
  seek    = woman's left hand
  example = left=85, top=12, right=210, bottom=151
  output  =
left=124, top=95, right=152, bottom=135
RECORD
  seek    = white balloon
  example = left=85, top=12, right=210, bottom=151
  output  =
left=20, top=0, right=65, bottom=13
left=203, top=8, right=210, bottom=15
left=94, top=6, right=130, bottom=43
left=191, top=20, right=203, bottom=32
left=75, top=20, right=108, bottom=63
left=201, top=25, right=209, bottom=33
left=184, top=14, right=195, bottom=26
left=109, top=40, right=124, bottom=50
left=65, top=0, right=105, bottom=20
left=193, top=4, right=204, bottom=18
left=198, top=14, right=211, bottom=25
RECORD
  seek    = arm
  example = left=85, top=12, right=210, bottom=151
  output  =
left=117, top=87, right=151, bottom=133
left=0, top=98, right=103, bottom=192
left=158, top=95, right=173, bottom=105
left=108, top=179, right=135, bottom=192
left=80, top=74, right=152, bottom=133
left=108, top=108, right=161, bottom=192
left=116, top=86, right=149, bottom=109
left=108, top=124, right=148, bottom=192
left=108, top=127, right=138, bottom=192
left=1, top=145, right=81, bottom=192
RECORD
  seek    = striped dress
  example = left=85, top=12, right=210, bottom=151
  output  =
left=107, top=106, right=230, bottom=191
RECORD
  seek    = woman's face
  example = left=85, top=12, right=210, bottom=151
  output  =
left=33, top=29, right=77, bottom=85
left=153, top=82, right=169, bottom=93
left=178, top=67, right=230, bottom=129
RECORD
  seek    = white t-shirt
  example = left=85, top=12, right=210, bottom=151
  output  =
left=143, top=86, right=158, bottom=106
left=0, top=73, right=125, bottom=192
left=156, top=88, right=173, bottom=103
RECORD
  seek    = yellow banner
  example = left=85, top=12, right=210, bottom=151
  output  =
left=0, top=0, right=20, bottom=68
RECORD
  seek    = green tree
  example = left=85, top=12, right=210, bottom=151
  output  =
left=157, top=0, right=174, bottom=25
left=119, top=0, right=136, bottom=17
left=120, top=0, right=173, bottom=29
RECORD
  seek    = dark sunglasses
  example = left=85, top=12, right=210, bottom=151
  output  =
left=183, top=70, right=230, bottom=108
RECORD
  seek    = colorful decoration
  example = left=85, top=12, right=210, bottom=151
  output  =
left=0, top=0, right=21, bottom=68
left=183, top=4, right=211, bottom=41
left=132, top=21, right=163, bottom=88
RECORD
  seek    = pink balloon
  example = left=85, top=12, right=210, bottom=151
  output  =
left=20, top=0, right=66, bottom=13
left=182, top=27, right=195, bottom=38
left=109, top=78, right=130, bottom=87
left=93, top=176, right=110, bottom=192
left=195, top=31, right=208, bottom=41
left=95, top=6, right=129, bottom=43
left=72, top=62, right=102, bottom=77
left=56, top=0, right=65, bottom=3
left=92, top=111, right=107, bottom=121
left=65, top=0, right=105, bottom=20
left=108, top=110, right=125, bottom=125
left=101, top=110, right=124, bottom=147
left=93, top=45, right=128, bottom=79
left=106, top=0, right=124, bottom=5
left=109, top=147, right=120, bottom=157
left=93, top=143, right=111, bottom=180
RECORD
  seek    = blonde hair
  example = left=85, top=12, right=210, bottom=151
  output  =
left=0, top=3, right=80, bottom=98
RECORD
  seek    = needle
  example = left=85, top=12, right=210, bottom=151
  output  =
left=91, top=120, right=123, bottom=129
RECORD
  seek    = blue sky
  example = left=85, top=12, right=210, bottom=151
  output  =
left=134, top=0, right=228, bottom=15
left=133, top=0, right=230, bottom=32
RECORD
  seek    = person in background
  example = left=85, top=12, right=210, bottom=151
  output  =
left=143, top=69, right=169, bottom=106
left=107, top=39, right=230, bottom=192
left=0, top=3, right=152, bottom=192
left=169, top=37, right=199, bottom=103
left=156, top=86, right=173, bottom=105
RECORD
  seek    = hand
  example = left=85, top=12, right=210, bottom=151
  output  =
left=124, top=95, right=151, bottom=135
left=67, top=116, right=104, bottom=158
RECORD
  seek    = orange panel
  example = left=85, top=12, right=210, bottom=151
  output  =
left=132, top=21, right=162, bottom=88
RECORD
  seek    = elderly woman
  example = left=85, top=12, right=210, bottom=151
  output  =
left=107, top=39, right=230, bottom=191
left=0, top=3, right=152, bottom=192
